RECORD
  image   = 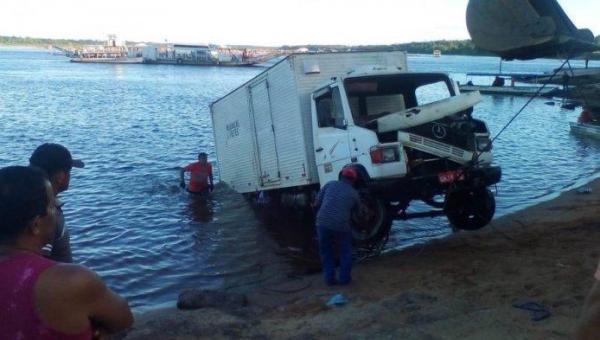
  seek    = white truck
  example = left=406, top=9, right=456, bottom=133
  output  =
left=210, top=51, right=501, bottom=247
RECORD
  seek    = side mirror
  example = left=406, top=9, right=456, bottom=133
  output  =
left=335, top=117, right=348, bottom=130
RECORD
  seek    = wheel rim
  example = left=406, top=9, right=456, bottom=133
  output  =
left=445, top=188, right=495, bottom=230
left=352, top=195, right=385, bottom=241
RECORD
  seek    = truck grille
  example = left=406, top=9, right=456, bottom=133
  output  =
left=404, top=133, right=469, bottom=163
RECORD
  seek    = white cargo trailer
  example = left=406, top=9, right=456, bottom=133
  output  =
left=211, top=51, right=501, bottom=247
left=211, top=51, right=408, bottom=193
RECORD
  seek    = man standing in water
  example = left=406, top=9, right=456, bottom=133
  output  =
left=313, top=167, right=360, bottom=286
left=180, top=152, right=214, bottom=195
left=29, top=143, right=85, bottom=263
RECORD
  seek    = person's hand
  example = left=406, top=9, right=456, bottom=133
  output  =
left=180, top=181, right=185, bottom=189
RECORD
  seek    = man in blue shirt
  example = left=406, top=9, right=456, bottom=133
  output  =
left=314, top=167, right=360, bottom=286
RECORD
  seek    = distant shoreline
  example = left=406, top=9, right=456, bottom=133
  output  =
left=2, top=35, right=599, bottom=60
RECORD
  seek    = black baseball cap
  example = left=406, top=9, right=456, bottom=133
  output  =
left=29, top=143, right=85, bottom=176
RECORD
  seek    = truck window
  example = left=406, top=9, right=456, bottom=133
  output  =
left=316, top=87, right=345, bottom=128
left=415, top=81, right=451, bottom=106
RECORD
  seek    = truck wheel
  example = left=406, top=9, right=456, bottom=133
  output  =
left=444, top=188, right=495, bottom=230
left=351, top=193, right=392, bottom=247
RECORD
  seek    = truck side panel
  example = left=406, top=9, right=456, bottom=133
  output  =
left=212, top=87, right=260, bottom=193
left=249, top=79, right=280, bottom=186
left=213, top=59, right=316, bottom=193
left=264, top=60, right=317, bottom=189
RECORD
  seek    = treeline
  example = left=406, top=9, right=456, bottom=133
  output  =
left=285, top=38, right=600, bottom=60
left=0, top=36, right=101, bottom=49
left=282, top=40, right=493, bottom=56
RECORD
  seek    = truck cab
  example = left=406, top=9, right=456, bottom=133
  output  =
left=310, top=67, right=501, bottom=244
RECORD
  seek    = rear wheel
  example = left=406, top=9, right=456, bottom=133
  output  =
left=351, top=192, right=392, bottom=248
left=444, top=187, right=495, bottom=230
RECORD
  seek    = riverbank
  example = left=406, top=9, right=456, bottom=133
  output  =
left=118, top=178, right=600, bottom=339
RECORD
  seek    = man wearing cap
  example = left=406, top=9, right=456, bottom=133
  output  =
left=29, top=143, right=84, bottom=263
left=313, top=167, right=361, bottom=286
left=576, top=261, right=600, bottom=339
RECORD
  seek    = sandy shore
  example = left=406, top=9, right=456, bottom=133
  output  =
left=120, top=179, right=600, bottom=339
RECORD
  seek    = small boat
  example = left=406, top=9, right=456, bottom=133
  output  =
left=433, top=49, right=442, bottom=57
left=459, top=73, right=561, bottom=97
left=569, top=121, right=600, bottom=139
left=516, top=67, right=600, bottom=86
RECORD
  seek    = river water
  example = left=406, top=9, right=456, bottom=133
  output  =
left=1, top=48, right=599, bottom=309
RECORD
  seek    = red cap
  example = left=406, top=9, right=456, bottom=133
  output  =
left=340, top=167, right=358, bottom=181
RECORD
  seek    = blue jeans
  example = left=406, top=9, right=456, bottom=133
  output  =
left=317, top=225, right=353, bottom=285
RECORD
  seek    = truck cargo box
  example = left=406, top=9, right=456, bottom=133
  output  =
left=211, top=51, right=408, bottom=194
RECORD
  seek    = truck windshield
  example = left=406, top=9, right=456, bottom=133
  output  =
left=344, top=73, right=453, bottom=126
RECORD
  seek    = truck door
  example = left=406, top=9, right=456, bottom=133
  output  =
left=313, top=85, right=352, bottom=186
left=249, top=79, right=281, bottom=187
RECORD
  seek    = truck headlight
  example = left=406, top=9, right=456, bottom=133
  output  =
left=370, top=146, right=400, bottom=164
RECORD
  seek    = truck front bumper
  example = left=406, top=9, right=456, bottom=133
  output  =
left=367, top=166, right=502, bottom=202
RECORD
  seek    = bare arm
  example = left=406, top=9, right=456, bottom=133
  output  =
left=37, top=265, right=133, bottom=335
left=179, top=168, right=186, bottom=187
left=75, top=267, right=134, bottom=333
left=314, top=184, right=327, bottom=209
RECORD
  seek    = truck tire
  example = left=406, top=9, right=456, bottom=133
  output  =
left=351, top=193, right=392, bottom=247
left=444, top=187, right=495, bottom=230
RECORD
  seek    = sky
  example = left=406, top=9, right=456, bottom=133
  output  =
left=0, top=0, right=599, bottom=46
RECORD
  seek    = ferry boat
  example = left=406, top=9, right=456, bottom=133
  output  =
left=142, top=43, right=263, bottom=66
left=70, top=35, right=143, bottom=64
left=433, top=49, right=442, bottom=57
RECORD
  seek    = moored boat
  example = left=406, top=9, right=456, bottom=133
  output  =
left=459, top=73, right=561, bottom=97
left=570, top=121, right=600, bottom=139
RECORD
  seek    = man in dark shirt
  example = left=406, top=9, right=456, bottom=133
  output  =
left=29, top=143, right=85, bottom=263
left=314, top=167, right=360, bottom=285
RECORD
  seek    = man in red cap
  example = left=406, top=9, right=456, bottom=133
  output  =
left=29, top=143, right=85, bottom=263
left=313, top=166, right=360, bottom=285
